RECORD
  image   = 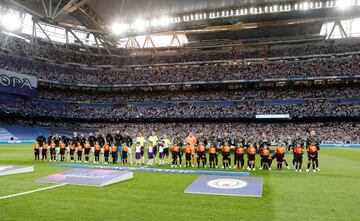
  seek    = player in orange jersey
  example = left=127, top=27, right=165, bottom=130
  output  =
left=34, top=142, right=40, bottom=160
left=185, top=132, right=197, bottom=167
left=196, top=142, right=206, bottom=168
left=221, top=142, right=231, bottom=169
left=208, top=145, right=218, bottom=168
left=306, top=141, right=318, bottom=173
left=273, top=142, right=290, bottom=170
left=247, top=144, right=257, bottom=171
left=234, top=143, right=245, bottom=169
left=293, top=143, right=304, bottom=172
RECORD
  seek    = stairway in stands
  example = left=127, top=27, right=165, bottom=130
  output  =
left=0, top=127, right=17, bottom=140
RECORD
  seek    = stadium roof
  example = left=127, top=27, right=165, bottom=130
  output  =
left=3, top=0, right=360, bottom=52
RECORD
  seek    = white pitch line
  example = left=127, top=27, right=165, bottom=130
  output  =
left=0, top=183, right=66, bottom=200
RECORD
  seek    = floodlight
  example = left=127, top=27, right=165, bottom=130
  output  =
left=159, top=16, right=170, bottom=26
left=1, top=14, right=21, bottom=31
left=151, top=19, right=159, bottom=27
left=111, top=22, right=129, bottom=35
left=303, top=2, right=309, bottom=10
left=134, top=19, right=148, bottom=32
left=336, top=0, right=354, bottom=8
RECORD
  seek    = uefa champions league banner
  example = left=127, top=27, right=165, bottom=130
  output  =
left=0, top=69, right=38, bottom=97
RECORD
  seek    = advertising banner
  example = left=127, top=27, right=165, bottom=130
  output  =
left=37, top=169, right=133, bottom=187
left=0, top=69, right=37, bottom=97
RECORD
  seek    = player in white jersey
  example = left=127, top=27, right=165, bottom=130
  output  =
left=135, top=142, right=142, bottom=165
left=147, top=143, right=154, bottom=166
left=158, top=141, right=165, bottom=166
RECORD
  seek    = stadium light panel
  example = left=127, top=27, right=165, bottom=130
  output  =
left=336, top=0, right=355, bottom=8
left=135, top=19, right=149, bottom=31
left=159, top=16, right=170, bottom=26
left=151, top=19, right=158, bottom=27
left=1, top=14, right=21, bottom=31
left=304, top=2, right=309, bottom=10
left=111, top=22, right=129, bottom=35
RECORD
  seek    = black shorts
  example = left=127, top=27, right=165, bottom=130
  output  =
left=77, top=151, right=82, bottom=156
left=95, top=150, right=100, bottom=157
left=153, top=146, right=157, bottom=155
left=308, top=154, right=317, bottom=160
left=34, top=149, right=39, bottom=155
left=276, top=156, right=285, bottom=162
left=294, top=154, right=303, bottom=161
left=42, top=149, right=47, bottom=155
left=172, top=153, right=178, bottom=159
left=185, top=153, right=191, bottom=161
left=122, top=151, right=128, bottom=159
left=85, top=148, right=90, bottom=155
left=104, top=150, right=109, bottom=157
left=235, top=154, right=244, bottom=160
left=50, top=149, right=55, bottom=154
left=209, top=153, right=216, bottom=161
left=248, top=154, right=255, bottom=161
left=197, top=152, right=204, bottom=158
left=164, top=148, right=169, bottom=156
left=60, top=148, right=66, bottom=155
left=140, top=146, right=144, bottom=156
left=261, top=156, right=270, bottom=162
left=222, top=152, right=230, bottom=160
left=70, top=149, right=75, bottom=155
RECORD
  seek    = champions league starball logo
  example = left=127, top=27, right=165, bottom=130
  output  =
left=207, top=178, right=248, bottom=189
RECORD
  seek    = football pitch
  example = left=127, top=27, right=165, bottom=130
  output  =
left=0, top=144, right=359, bottom=221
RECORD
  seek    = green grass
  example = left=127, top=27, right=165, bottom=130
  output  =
left=0, top=144, right=359, bottom=221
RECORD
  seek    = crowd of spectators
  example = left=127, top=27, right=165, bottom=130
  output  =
left=1, top=94, right=359, bottom=119
left=37, top=86, right=360, bottom=103
left=2, top=33, right=360, bottom=66
left=0, top=52, right=359, bottom=85
left=99, top=122, right=360, bottom=144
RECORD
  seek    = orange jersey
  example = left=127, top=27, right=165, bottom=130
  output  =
left=260, top=149, right=270, bottom=156
left=197, top=145, right=205, bottom=153
left=222, top=146, right=230, bottom=153
left=172, top=146, right=179, bottom=153
left=208, top=147, right=217, bottom=154
left=235, top=147, right=245, bottom=155
left=247, top=147, right=256, bottom=155
left=111, top=145, right=117, bottom=152
left=77, top=145, right=83, bottom=151
left=85, top=144, right=91, bottom=149
left=50, top=143, right=56, bottom=149
left=186, top=136, right=197, bottom=149
left=184, top=146, right=191, bottom=154
left=60, top=143, right=66, bottom=149
left=42, top=144, right=47, bottom=150
left=34, top=144, right=40, bottom=149
left=276, top=147, right=285, bottom=155
left=123, top=146, right=129, bottom=152
left=308, top=145, right=317, bottom=154
left=294, top=147, right=303, bottom=155
left=104, top=145, right=110, bottom=151
left=95, top=144, right=101, bottom=151
left=70, top=144, right=75, bottom=150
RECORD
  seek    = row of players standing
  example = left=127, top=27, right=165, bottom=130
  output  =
left=34, top=130, right=321, bottom=172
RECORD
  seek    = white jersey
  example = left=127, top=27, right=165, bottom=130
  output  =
left=135, top=145, right=141, bottom=153
left=148, top=146, right=154, bottom=153
left=159, top=145, right=164, bottom=153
